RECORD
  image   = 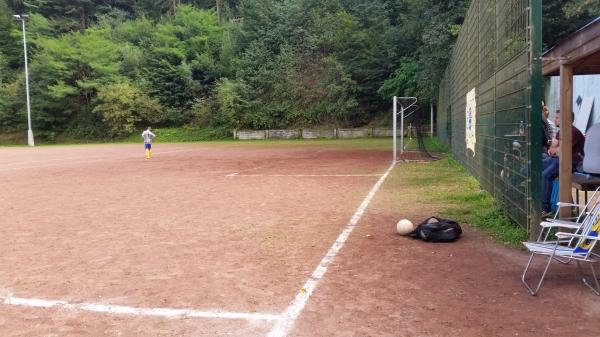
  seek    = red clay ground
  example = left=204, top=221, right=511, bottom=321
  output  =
left=0, top=142, right=599, bottom=337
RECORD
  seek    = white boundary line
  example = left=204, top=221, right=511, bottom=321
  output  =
left=2, top=295, right=280, bottom=321
left=267, top=161, right=396, bottom=337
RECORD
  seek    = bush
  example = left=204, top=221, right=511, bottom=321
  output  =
left=93, top=82, right=166, bottom=136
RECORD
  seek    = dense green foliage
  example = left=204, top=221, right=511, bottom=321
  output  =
left=542, top=0, right=600, bottom=50
left=0, top=0, right=596, bottom=140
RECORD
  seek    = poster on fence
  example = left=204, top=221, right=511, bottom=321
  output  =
left=465, top=88, right=476, bottom=156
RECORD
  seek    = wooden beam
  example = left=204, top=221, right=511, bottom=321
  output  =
left=558, top=63, right=573, bottom=218
left=542, top=19, right=600, bottom=76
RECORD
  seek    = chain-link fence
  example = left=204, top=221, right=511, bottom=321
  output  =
left=437, top=0, right=542, bottom=232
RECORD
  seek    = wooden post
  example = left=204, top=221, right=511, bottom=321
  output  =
left=558, top=63, right=573, bottom=218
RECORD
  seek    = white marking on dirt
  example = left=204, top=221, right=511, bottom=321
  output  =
left=228, top=174, right=383, bottom=177
left=267, top=162, right=396, bottom=337
left=225, top=165, right=265, bottom=177
left=2, top=295, right=279, bottom=321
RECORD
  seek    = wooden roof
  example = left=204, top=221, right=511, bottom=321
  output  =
left=543, top=17, right=600, bottom=76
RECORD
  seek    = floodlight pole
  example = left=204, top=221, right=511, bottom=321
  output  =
left=14, top=14, right=34, bottom=146
left=430, top=103, right=434, bottom=137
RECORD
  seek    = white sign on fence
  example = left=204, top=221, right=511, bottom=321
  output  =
left=465, top=88, right=477, bottom=156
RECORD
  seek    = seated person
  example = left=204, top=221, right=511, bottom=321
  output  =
left=582, top=123, right=600, bottom=175
left=541, top=106, right=556, bottom=155
left=543, top=106, right=556, bottom=139
left=541, top=109, right=585, bottom=215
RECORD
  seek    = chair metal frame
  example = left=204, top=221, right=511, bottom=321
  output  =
left=522, top=187, right=600, bottom=295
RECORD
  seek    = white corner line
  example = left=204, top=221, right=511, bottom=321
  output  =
left=226, top=172, right=239, bottom=177
left=267, top=161, right=396, bottom=337
left=2, top=295, right=280, bottom=322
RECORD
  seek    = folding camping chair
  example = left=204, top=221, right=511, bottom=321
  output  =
left=522, top=187, right=600, bottom=296
left=538, top=186, right=600, bottom=246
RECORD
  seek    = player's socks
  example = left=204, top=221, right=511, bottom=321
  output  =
left=146, top=149, right=150, bottom=159
left=149, top=150, right=152, bottom=158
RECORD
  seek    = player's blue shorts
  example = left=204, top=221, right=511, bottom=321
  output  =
left=145, top=143, right=152, bottom=150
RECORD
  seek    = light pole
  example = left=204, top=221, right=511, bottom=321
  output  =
left=13, top=14, right=34, bottom=147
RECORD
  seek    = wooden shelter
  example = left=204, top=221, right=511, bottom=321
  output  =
left=542, top=16, right=600, bottom=215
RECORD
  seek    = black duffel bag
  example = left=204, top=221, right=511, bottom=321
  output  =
left=409, top=217, right=462, bottom=242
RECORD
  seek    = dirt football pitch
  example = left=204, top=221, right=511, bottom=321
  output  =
left=0, top=142, right=598, bottom=337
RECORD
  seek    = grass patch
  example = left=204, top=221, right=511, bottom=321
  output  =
left=0, top=127, right=231, bottom=146
left=402, top=136, right=448, bottom=153
left=398, top=153, right=527, bottom=247
left=1, top=127, right=397, bottom=150
left=0, top=132, right=29, bottom=146
left=121, top=127, right=230, bottom=143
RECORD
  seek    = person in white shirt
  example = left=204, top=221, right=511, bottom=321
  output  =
left=141, top=127, right=156, bottom=159
left=543, top=106, right=556, bottom=139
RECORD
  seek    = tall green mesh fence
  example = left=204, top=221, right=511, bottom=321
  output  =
left=437, top=0, right=542, bottom=231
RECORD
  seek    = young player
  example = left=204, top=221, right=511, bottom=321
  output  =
left=141, top=127, right=156, bottom=159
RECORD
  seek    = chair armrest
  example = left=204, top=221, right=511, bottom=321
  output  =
left=556, top=202, right=580, bottom=208
left=555, top=232, right=600, bottom=240
left=540, top=220, right=580, bottom=229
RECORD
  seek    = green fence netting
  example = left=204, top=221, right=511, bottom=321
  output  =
left=437, top=0, right=542, bottom=232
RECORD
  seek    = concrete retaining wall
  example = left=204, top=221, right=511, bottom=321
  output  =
left=337, top=128, right=370, bottom=138
left=233, top=127, right=434, bottom=140
left=266, top=129, right=301, bottom=139
left=235, top=130, right=266, bottom=140
left=300, top=129, right=336, bottom=139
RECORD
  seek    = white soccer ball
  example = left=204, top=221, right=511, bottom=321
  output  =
left=396, top=219, right=414, bottom=236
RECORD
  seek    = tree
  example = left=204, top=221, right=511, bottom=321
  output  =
left=543, top=0, right=600, bottom=49
left=0, top=0, right=22, bottom=70
left=30, top=27, right=126, bottom=130
left=378, top=0, right=468, bottom=105
left=93, top=82, right=166, bottom=136
left=14, top=0, right=136, bottom=33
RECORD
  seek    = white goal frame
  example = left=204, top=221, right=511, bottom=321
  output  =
left=392, top=96, right=418, bottom=162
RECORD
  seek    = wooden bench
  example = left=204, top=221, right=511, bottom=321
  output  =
left=572, top=174, right=600, bottom=205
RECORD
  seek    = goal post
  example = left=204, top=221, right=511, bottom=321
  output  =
left=392, top=96, right=418, bottom=162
